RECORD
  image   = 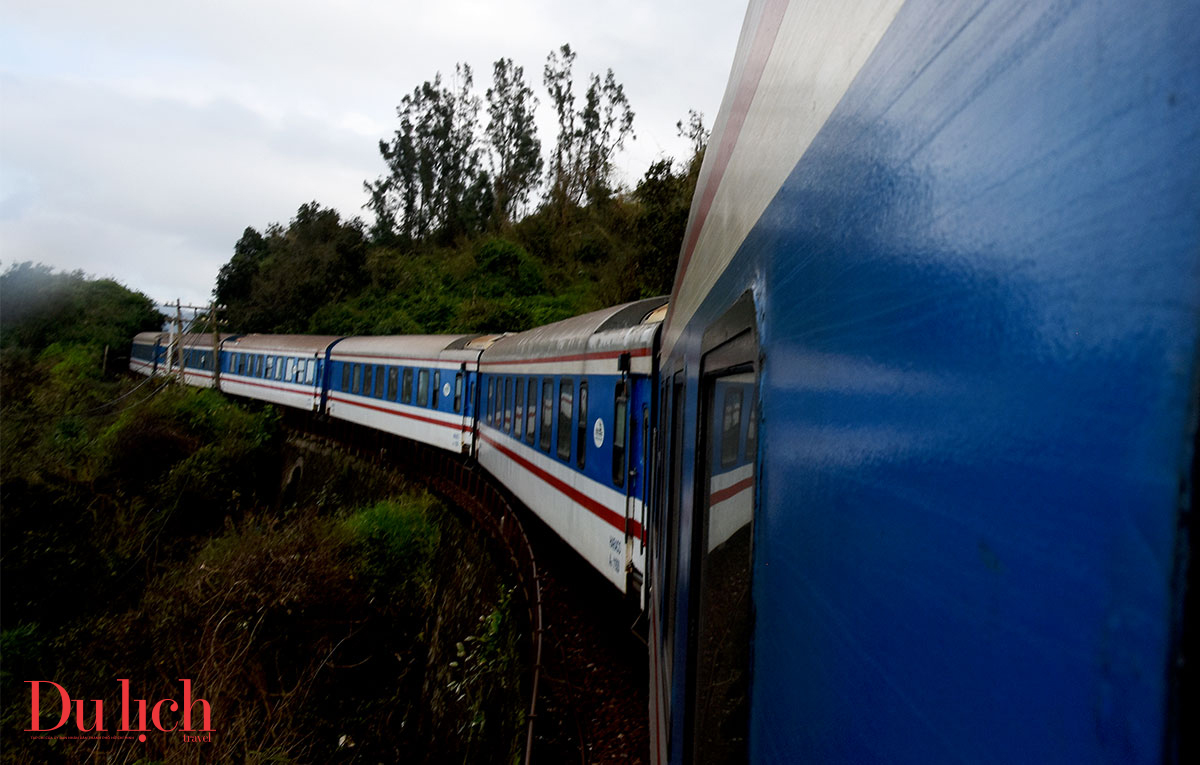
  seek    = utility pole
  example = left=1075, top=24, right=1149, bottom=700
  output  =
left=210, top=301, right=220, bottom=387
left=175, top=300, right=185, bottom=383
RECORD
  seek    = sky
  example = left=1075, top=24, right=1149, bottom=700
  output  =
left=0, top=0, right=747, bottom=305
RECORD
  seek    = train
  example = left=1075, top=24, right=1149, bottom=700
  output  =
left=133, top=0, right=1198, bottom=761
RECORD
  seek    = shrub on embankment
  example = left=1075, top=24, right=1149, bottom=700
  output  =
left=1, top=267, right=523, bottom=764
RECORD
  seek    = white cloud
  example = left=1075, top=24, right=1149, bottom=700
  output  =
left=1, top=0, right=745, bottom=302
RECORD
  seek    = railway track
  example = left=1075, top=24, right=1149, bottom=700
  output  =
left=284, top=410, right=648, bottom=763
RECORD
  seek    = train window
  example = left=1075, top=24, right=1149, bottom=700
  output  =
left=526, top=379, right=537, bottom=444
left=417, top=369, right=429, bottom=407
left=362, top=364, right=373, bottom=395
left=341, top=363, right=351, bottom=391
left=255, top=355, right=264, bottom=378
left=454, top=373, right=463, bottom=413
left=273, top=356, right=282, bottom=380
left=402, top=368, right=413, bottom=403
left=721, top=388, right=743, bottom=468
left=388, top=367, right=399, bottom=399
left=540, top=380, right=553, bottom=452
left=557, top=379, right=574, bottom=461
left=514, top=378, right=525, bottom=439
left=374, top=365, right=385, bottom=398
left=487, top=378, right=495, bottom=423
left=352, top=363, right=362, bottom=394
left=613, top=381, right=628, bottom=487
left=265, top=355, right=275, bottom=380
left=236, top=354, right=245, bottom=375
left=577, top=381, right=588, bottom=469
left=433, top=370, right=441, bottom=408
left=504, top=377, right=514, bottom=432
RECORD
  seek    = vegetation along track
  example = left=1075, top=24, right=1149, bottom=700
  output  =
left=283, top=409, right=649, bottom=763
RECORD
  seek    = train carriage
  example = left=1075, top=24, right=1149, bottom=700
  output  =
left=129, top=331, right=169, bottom=377
left=325, top=335, right=496, bottom=454
left=173, top=333, right=234, bottom=388
left=649, top=0, right=1199, bottom=763
left=219, top=334, right=342, bottom=410
left=477, top=297, right=667, bottom=596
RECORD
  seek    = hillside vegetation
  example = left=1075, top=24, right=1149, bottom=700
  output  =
left=214, top=47, right=706, bottom=335
left=1, top=266, right=523, bottom=763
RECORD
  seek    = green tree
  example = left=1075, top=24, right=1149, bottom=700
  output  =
left=543, top=44, right=635, bottom=210
left=369, top=64, right=492, bottom=244
left=217, top=204, right=368, bottom=332
left=579, top=69, right=635, bottom=204
left=214, top=226, right=268, bottom=321
left=0, top=262, right=162, bottom=358
left=485, top=58, right=543, bottom=226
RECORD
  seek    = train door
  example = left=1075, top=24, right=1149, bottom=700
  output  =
left=687, top=295, right=759, bottom=765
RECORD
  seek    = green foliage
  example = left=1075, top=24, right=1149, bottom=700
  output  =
left=217, top=203, right=369, bottom=333
left=216, top=52, right=708, bottom=344
left=0, top=261, right=162, bottom=359
left=486, top=58, right=543, bottom=225
left=473, top=237, right=543, bottom=297
left=368, top=64, right=492, bottom=245
left=344, top=495, right=440, bottom=598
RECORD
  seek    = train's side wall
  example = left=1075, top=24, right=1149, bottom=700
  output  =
left=657, top=0, right=1199, bottom=762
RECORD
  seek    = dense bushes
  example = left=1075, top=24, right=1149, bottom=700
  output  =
left=1, top=270, right=524, bottom=763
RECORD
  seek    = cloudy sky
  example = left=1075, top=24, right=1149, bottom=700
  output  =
left=1, top=0, right=746, bottom=305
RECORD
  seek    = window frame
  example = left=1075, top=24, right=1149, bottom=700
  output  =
left=557, top=378, right=574, bottom=461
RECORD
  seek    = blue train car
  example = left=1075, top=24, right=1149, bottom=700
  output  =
left=174, top=333, right=235, bottom=388
left=129, top=331, right=169, bottom=377
left=649, top=0, right=1198, bottom=763
left=478, top=298, right=666, bottom=595
left=325, top=335, right=497, bottom=454
left=219, top=334, right=343, bottom=411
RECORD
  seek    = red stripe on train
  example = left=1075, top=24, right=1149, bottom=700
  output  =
left=479, top=430, right=644, bottom=540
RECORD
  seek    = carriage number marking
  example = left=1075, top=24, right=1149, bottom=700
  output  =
left=608, top=536, right=622, bottom=572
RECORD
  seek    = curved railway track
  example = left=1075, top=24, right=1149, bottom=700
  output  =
left=284, top=409, right=648, bottom=763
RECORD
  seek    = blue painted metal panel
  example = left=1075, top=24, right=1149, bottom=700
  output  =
left=479, top=371, right=656, bottom=500
left=658, top=0, right=1197, bottom=762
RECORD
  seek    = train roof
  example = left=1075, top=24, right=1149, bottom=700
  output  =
left=178, top=333, right=238, bottom=349
left=224, top=334, right=343, bottom=354
left=132, top=331, right=168, bottom=345
left=482, top=297, right=667, bottom=364
left=329, top=334, right=491, bottom=364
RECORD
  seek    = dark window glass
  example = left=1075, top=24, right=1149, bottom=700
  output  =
left=388, top=367, right=399, bottom=399
left=525, top=379, right=537, bottom=444
left=454, top=373, right=463, bottom=413
left=352, top=363, right=362, bottom=394
left=265, top=355, right=275, bottom=380
left=721, top=389, right=744, bottom=468
left=374, top=365, right=385, bottom=398
left=236, top=354, right=244, bottom=375
left=504, top=377, right=513, bottom=432
left=540, top=380, right=553, bottom=451
left=515, top=378, right=524, bottom=440
left=613, top=381, right=628, bottom=487
left=557, top=379, right=574, bottom=461
left=254, top=355, right=263, bottom=378
left=417, top=369, right=429, bottom=407
left=433, top=370, right=441, bottom=409
left=362, top=364, right=373, bottom=395
left=341, top=363, right=351, bottom=391
left=577, top=381, right=588, bottom=469
left=402, top=368, right=413, bottom=403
